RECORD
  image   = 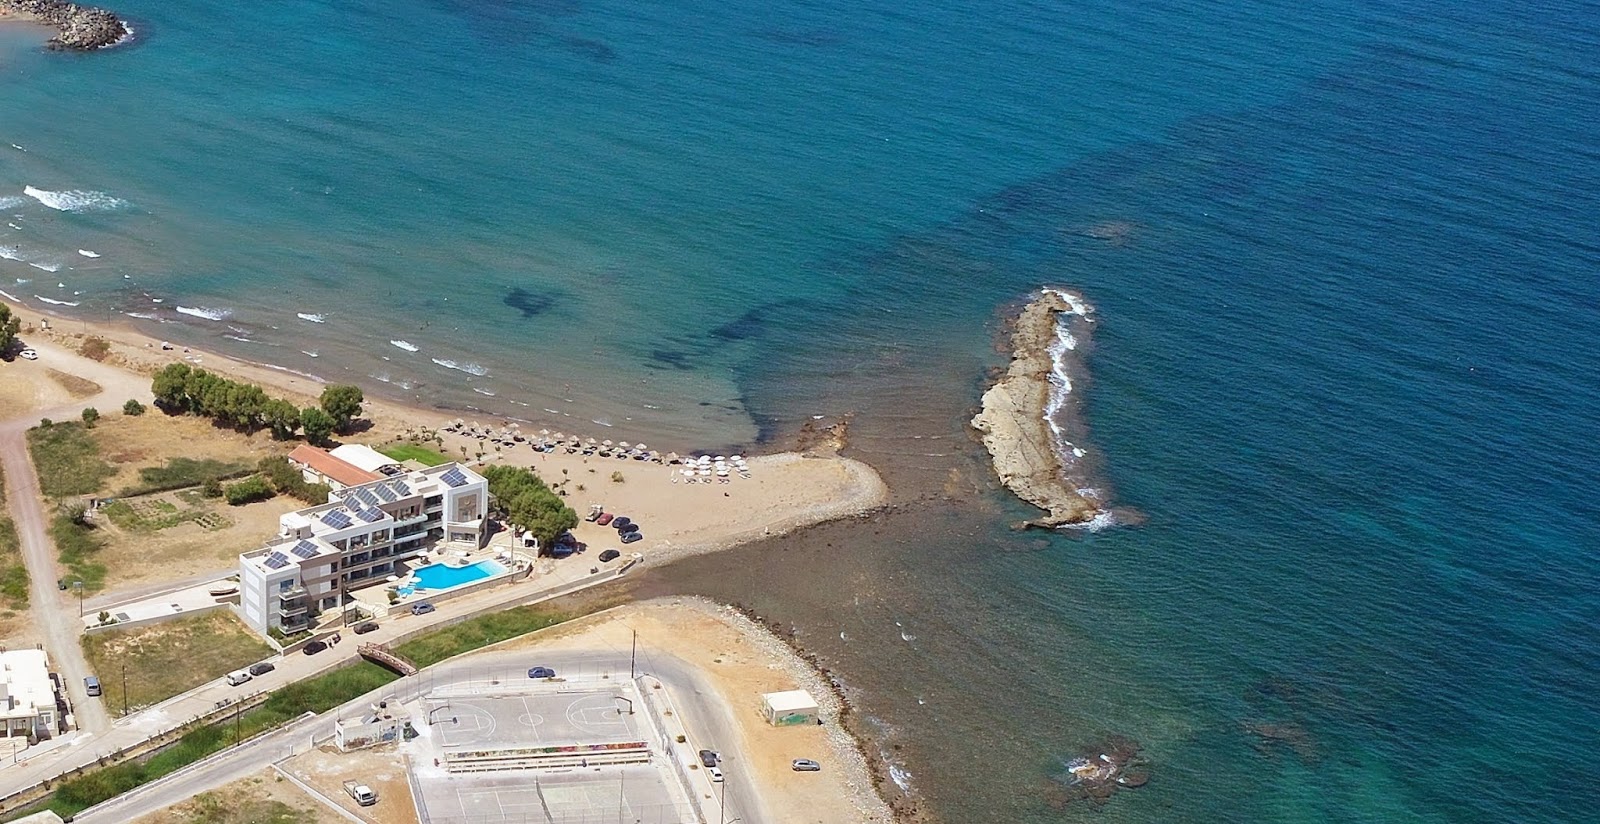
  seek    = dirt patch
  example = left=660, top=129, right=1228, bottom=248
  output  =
left=281, top=744, right=421, bottom=824
left=45, top=368, right=102, bottom=399
left=495, top=598, right=896, bottom=824
left=94, top=493, right=297, bottom=588
left=130, top=768, right=345, bottom=824
left=81, top=611, right=273, bottom=714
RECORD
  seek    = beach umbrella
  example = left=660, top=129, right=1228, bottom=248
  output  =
left=539, top=428, right=550, bottom=436
left=551, top=431, right=564, bottom=442
left=665, top=452, right=680, bottom=464
left=715, top=466, right=729, bottom=476
left=715, top=455, right=727, bottom=462
left=618, top=441, right=631, bottom=450
left=634, top=443, right=648, bottom=453
left=698, top=455, right=713, bottom=465
left=601, top=439, right=613, bottom=448
left=698, top=467, right=712, bottom=476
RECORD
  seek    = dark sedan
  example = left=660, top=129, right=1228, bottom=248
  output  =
left=353, top=622, right=380, bottom=634
left=303, top=640, right=328, bottom=655
left=248, top=662, right=276, bottom=676
left=621, top=531, right=643, bottom=544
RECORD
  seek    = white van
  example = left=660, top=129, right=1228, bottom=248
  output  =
left=707, top=766, right=724, bottom=783
left=84, top=676, right=102, bottom=697
left=225, top=670, right=252, bottom=686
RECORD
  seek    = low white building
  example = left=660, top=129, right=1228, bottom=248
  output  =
left=761, top=690, right=819, bottom=727
left=330, top=443, right=403, bottom=476
left=0, top=650, right=58, bottom=740
left=239, top=462, right=489, bottom=636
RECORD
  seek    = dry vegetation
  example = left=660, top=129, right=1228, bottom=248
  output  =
left=81, top=611, right=273, bottom=714
left=130, top=770, right=343, bottom=824
left=45, top=368, right=101, bottom=398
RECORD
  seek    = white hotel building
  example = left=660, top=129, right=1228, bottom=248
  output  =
left=239, top=461, right=488, bottom=636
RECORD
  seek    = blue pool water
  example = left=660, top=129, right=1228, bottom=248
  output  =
left=409, top=559, right=506, bottom=592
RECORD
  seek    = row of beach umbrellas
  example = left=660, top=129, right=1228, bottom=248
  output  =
left=442, top=419, right=752, bottom=472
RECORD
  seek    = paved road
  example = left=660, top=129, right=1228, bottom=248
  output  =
left=0, top=555, right=620, bottom=803
left=77, top=648, right=765, bottom=824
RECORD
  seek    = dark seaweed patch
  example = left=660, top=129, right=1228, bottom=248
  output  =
left=504, top=287, right=557, bottom=318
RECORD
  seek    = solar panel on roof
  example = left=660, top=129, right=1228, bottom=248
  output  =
left=358, top=507, right=384, bottom=523
left=393, top=480, right=412, bottom=496
left=440, top=468, right=468, bottom=488
left=291, top=540, right=319, bottom=559
left=361, top=489, right=381, bottom=506
left=264, top=553, right=290, bottom=570
left=373, top=485, right=396, bottom=503
left=321, top=510, right=352, bottom=529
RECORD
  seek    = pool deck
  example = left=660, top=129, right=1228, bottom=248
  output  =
left=348, top=546, right=535, bottom=618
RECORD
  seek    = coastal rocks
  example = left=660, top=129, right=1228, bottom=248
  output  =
left=1, top=0, right=128, bottom=50
left=970, top=289, right=1101, bottom=527
left=1043, top=735, right=1150, bottom=807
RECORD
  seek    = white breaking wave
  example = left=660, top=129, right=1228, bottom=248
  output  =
left=0, top=196, right=24, bottom=209
left=0, top=289, right=16, bottom=301
left=0, top=246, right=23, bottom=261
left=29, top=262, right=60, bottom=272
left=472, top=387, right=497, bottom=397
left=223, top=334, right=256, bottom=343
left=301, top=350, right=319, bottom=358
left=430, top=357, right=489, bottom=376
left=78, top=250, right=100, bottom=258
left=124, top=312, right=158, bottom=320
left=888, top=764, right=914, bottom=793
left=176, top=306, right=232, bottom=321
left=297, top=312, right=325, bottom=323
left=23, top=186, right=130, bottom=212
left=390, top=339, right=419, bottom=352
left=34, top=295, right=79, bottom=307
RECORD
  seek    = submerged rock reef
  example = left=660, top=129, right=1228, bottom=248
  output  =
left=1, top=0, right=128, bottom=50
left=970, top=288, right=1103, bottom=527
left=1043, top=736, right=1151, bottom=807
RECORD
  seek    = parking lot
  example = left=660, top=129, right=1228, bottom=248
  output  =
left=413, top=766, right=692, bottom=824
left=409, top=684, right=697, bottom=824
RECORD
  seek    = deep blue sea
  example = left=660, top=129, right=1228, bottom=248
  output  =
left=5, top=0, right=1599, bottom=821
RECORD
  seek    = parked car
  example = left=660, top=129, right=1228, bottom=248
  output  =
left=248, top=662, right=276, bottom=676
left=225, top=670, right=252, bottom=686
left=19, top=348, right=38, bottom=360
left=792, top=759, right=822, bottom=772
left=303, top=640, right=328, bottom=655
left=528, top=666, right=556, bottom=679
left=611, top=516, right=632, bottom=531
left=353, top=622, right=380, bottom=635
left=621, top=531, right=643, bottom=544
left=616, top=521, right=640, bottom=534
left=411, top=603, right=436, bottom=616
left=84, top=676, right=102, bottom=697
left=598, top=549, right=621, bottom=562
left=699, top=749, right=720, bottom=768
left=596, top=512, right=615, bottom=526
left=707, top=766, right=725, bottom=783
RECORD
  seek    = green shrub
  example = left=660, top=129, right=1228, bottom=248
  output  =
left=224, top=476, right=274, bottom=506
left=121, top=457, right=253, bottom=497
left=80, top=407, right=100, bottom=427
left=49, top=514, right=105, bottom=591
left=122, top=398, right=145, bottom=416
left=202, top=478, right=223, bottom=498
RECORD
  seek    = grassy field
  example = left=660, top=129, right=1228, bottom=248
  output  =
left=51, top=514, right=107, bottom=592
left=119, top=457, right=254, bottom=497
left=394, top=603, right=569, bottom=668
left=0, top=468, right=24, bottom=612
left=376, top=442, right=452, bottom=466
left=82, top=612, right=274, bottom=714
left=26, top=421, right=115, bottom=498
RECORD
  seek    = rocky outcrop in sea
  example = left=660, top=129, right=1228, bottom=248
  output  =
left=1, top=0, right=128, bottom=50
left=970, top=288, right=1103, bottom=527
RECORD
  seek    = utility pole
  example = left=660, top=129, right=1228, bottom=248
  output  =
left=120, top=662, right=128, bottom=717
left=630, top=628, right=637, bottom=679
left=74, top=581, right=84, bottom=617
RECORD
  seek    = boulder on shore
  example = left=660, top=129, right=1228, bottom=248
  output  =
left=2, top=0, right=128, bottom=51
left=971, top=289, right=1100, bottom=527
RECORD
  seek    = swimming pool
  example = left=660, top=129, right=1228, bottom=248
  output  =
left=409, top=559, right=507, bottom=591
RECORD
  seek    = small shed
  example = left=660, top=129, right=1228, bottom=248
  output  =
left=760, top=690, right=819, bottom=727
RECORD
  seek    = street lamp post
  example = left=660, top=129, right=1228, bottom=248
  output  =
left=120, top=662, right=128, bottom=717
left=73, top=581, right=83, bottom=617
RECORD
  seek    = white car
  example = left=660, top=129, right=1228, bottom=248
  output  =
left=19, top=348, right=38, bottom=360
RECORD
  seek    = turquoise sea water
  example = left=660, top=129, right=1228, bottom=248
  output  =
left=4, top=1, right=1598, bottom=821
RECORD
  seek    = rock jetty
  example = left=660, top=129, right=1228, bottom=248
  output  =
left=971, top=289, right=1100, bottom=527
left=1, top=0, right=128, bottom=50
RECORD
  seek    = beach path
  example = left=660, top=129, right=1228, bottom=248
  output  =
left=0, top=331, right=154, bottom=735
